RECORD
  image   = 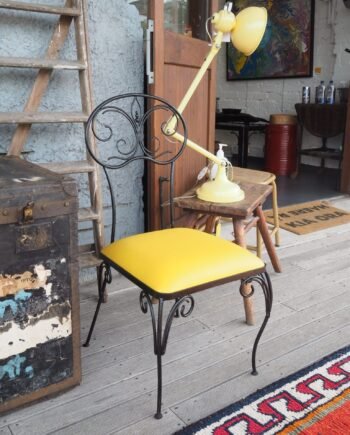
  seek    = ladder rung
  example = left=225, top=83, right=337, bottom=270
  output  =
left=0, top=112, right=89, bottom=124
left=0, top=1, right=81, bottom=16
left=78, top=249, right=101, bottom=269
left=78, top=207, right=99, bottom=222
left=78, top=244, right=101, bottom=269
left=39, top=160, right=95, bottom=174
left=0, top=56, right=86, bottom=70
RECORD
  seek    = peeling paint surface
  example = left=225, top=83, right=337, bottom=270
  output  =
left=0, top=355, right=30, bottom=381
left=0, top=290, right=32, bottom=317
left=0, top=259, right=74, bottom=403
left=0, top=307, right=72, bottom=360
left=0, top=338, right=73, bottom=404
left=0, top=264, right=52, bottom=298
left=0, top=155, right=79, bottom=409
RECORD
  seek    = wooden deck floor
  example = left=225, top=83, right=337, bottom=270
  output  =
left=1, top=196, right=350, bottom=435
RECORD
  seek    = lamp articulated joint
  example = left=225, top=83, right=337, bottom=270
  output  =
left=211, top=9, right=236, bottom=35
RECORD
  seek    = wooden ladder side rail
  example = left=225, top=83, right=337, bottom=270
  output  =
left=75, top=0, right=105, bottom=254
left=2, top=0, right=104, bottom=266
left=7, top=0, right=75, bottom=157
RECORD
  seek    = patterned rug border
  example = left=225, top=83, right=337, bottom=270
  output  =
left=174, top=344, right=350, bottom=434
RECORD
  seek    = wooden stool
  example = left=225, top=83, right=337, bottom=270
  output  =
left=228, top=166, right=280, bottom=258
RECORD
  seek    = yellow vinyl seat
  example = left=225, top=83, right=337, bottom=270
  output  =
left=83, top=93, right=273, bottom=420
left=102, top=228, right=264, bottom=296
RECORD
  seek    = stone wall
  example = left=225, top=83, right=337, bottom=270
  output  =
left=216, top=0, right=350, bottom=165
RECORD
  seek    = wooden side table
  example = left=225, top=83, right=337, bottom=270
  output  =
left=174, top=181, right=282, bottom=325
left=295, top=103, right=347, bottom=176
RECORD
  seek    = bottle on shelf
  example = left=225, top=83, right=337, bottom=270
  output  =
left=315, top=80, right=325, bottom=104
left=325, top=80, right=335, bottom=104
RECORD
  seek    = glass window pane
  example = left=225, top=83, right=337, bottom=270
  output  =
left=164, top=0, right=211, bottom=41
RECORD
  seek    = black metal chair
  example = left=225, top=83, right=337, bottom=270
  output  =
left=83, top=93, right=273, bottom=419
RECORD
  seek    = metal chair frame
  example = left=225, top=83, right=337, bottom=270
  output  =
left=82, top=93, right=273, bottom=419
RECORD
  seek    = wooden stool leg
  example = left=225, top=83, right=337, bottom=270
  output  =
left=204, top=215, right=219, bottom=234
left=233, top=219, right=255, bottom=326
left=271, top=180, right=280, bottom=247
left=256, top=227, right=262, bottom=258
left=255, top=206, right=282, bottom=273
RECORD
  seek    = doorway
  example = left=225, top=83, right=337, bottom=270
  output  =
left=130, top=0, right=217, bottom=229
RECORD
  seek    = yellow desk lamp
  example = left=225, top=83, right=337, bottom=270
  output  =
left=165, top=2, right=267, bottom=203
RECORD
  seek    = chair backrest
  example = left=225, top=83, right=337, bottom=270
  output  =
left=85, top=93, right=188, bottom=243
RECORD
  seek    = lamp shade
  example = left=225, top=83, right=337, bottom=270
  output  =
left=231, top=6, right=267, bottom=56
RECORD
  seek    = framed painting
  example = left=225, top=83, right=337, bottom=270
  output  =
left=227, top=0, right=315, bottom=80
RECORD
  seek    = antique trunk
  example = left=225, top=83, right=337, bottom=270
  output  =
left=0, top=156, right=81, bottom=413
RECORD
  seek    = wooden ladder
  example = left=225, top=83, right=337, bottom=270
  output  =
left=0, top=0, right=104, bottom=270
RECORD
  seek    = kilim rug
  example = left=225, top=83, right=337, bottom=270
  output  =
left=264, top=200, right=350, bottom=235
left=175, top=345, right=350, bottom=434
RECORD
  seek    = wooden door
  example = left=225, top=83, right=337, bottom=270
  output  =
left=147, top=0, right=218, bottom=230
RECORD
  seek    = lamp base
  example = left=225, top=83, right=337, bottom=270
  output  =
left=196, top=165, right=245, bottom=203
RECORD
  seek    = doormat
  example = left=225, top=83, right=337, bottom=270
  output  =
left=265, top=200, right=350, bottom=235
left=174, top=344, right=350, bottom=435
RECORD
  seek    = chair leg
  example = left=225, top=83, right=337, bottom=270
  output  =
left=240, top=271, right=273, bottom=375
left=271, top=180, right=280, bottom=247
left=83, top=262, right=112, bottom=347
left=140, top=292, right=194, bottom=419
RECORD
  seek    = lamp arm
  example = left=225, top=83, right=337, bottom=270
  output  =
left=166, top=32, right=223, bottom=133
left=177, top=32, right=223, bottom=116
left=158, top=4, right=268, bottom=203
left=171, top=131, right=223, bottom=166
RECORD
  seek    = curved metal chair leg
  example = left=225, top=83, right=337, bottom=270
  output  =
left=155, top=300, right=164, bottom=419
left=140, top=292, right=194, bottom=419
left=240, top=271, right=273, bottom=375
left=83, top=262, right=112, bottom=347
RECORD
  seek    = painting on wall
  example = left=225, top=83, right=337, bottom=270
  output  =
left=227, top=0, right=315, bottom=81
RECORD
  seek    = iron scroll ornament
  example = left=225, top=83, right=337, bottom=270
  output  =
left=85, top=93, right=188, bottom=242
left=85, top=93, right=188, bottom=170
left=139, top=291, right=195, bottom=356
